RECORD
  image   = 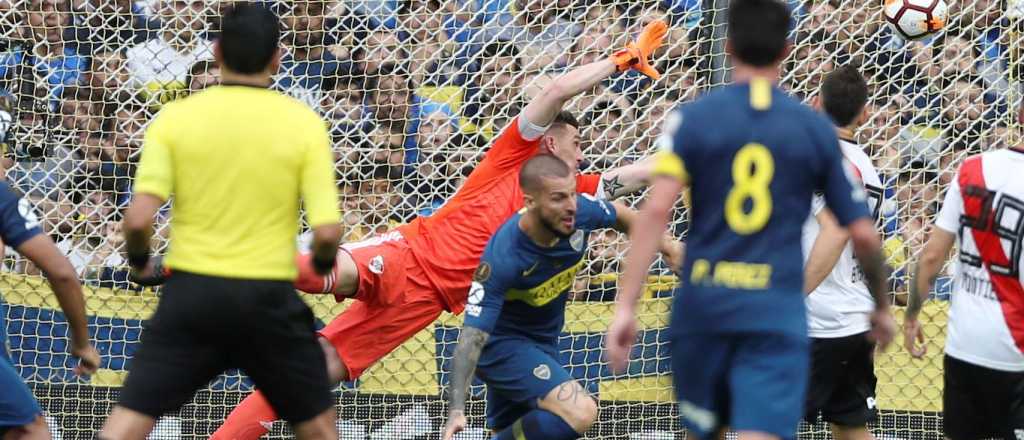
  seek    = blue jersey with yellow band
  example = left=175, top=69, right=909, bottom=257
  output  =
left=463, top=194, right=617, bottom=345
left=656, top=79, right=870, bottom=337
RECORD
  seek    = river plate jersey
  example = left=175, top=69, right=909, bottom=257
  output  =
left=655, top=78, right=871, bottom=337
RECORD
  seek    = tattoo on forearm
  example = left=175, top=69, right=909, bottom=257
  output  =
left=449, top=327, right=489, bottom=412
left=602, top=176, right=625, bottom=199
left=858, top=248, right=891, bottom=308
left=556, top=382, right=582, bottom=403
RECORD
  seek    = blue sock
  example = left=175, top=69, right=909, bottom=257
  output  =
left=492, top=409, right=580, bottom=440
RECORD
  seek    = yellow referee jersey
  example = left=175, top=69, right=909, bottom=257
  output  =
left=133, top=84, right=340, bottom=281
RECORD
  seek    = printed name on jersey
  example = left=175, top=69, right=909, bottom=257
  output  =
left=466, top=282, right=485, bottom=317
left=474, top=262, right=492, bottom=282
left=690, top=259, right=772, bottom=290
left=506, top=260, right=584, bottom=307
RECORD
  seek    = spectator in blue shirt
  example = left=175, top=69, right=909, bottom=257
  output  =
left=276, top=0, right=345, bottom=100
left=0, top=0, right=86, bottom=107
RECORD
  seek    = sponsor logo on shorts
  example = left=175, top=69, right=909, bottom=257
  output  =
left=679, top=400, right=716, bottom=433
left=474, top=262, right=492, bottom=282
left=569, top=230, right=584, bottom=252
left=533, top=364, right=551, bottom=380
left=866, top=397, right=876, bottom=410
left=369, top=255, right=384, bottom=274
left=466, top=282, right=485, bottom=317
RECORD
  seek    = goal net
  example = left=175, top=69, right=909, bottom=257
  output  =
left=0, top=0, right=1019, bottom=438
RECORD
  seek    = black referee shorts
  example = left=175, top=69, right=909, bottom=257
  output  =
left=944, top=355, right=1024, bottom=440
left=804, top=332, right=878, bottom=426
left=119, top=271, right=333, bottom=425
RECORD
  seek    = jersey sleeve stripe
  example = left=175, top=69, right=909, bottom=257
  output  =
left=653, top=151, right=688, bottom=182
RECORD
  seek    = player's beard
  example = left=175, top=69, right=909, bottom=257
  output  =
left=539, top=214, right=573, bottom=239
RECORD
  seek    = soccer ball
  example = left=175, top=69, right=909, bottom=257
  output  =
left=883, top=0, right=949, bottom=41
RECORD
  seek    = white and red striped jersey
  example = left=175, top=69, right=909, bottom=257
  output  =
left=802, top=139, right=884, bottom=338
left=934, top=149, right=1024, bottom=372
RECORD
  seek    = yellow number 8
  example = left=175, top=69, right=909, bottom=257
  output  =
left=725, top=143, right=775, bottom=235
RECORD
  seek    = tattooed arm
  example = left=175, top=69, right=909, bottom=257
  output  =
left=904, top=227, right=956, bottom=359
left=598, top=155, right=658, bottom=200
left=448, top=327, right=490, bottom=414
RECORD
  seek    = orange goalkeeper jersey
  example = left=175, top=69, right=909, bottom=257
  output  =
left=399, top=117, right=600, bottom=314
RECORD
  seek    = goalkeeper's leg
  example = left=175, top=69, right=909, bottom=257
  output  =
left=211, top=338, right=347, bottom=440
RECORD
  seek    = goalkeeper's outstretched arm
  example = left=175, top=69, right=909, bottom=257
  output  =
left=520, top=20, right=667, bottom=129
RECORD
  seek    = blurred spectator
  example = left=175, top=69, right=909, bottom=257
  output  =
left=462, top=41, right=521, bottom=139
left=124, top=0, right=212, bottom=106
left=465, top=0, right=580, bottom=69
left=0, top=0, right=87, bottom=106
left=351, top=29, right=405, bottom=76
left=784, top=31, right=841, bottom=99
left=276, top=0, right=344, bottom=106
left=83, top=48, right=130, bottom=102
left=343, top=165, right=405, bottom=241
left=49, top=190, right=124, bottom=282
left=107, top=98, right=149, bottom=165
left=75, top=0, right=160, bottom=52
left=185, top=59, right=219, bottom=93
left=363, top=63, right=421, bottom=168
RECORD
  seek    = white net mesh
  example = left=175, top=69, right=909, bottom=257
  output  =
left=0, top=0, right=1021, bottom=438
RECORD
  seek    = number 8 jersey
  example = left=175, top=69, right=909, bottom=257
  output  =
left=655, top=78, right=871, bottom=337
left=935, top=150, right=1024, bottom=372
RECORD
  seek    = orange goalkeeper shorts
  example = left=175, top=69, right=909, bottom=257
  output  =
left=315, top=231, right=446, bottom=380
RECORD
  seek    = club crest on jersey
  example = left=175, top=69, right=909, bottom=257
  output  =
left=474, top=262, right=492, bottom=282
left=369, top=255, right=384, bottom=274
left=569, top=230, right=585, bottom=251
left=533, top=364, right=551, bottom=380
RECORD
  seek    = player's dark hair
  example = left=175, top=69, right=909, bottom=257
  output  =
left=218, top=2, right=280, bottom=74
left=551, top=110, right=580, bottom=131
left=820, top=65, right=868, bottom=127
left=727, top=0, right=791, bottom=67
left=519, top=154, right=571, bottom=194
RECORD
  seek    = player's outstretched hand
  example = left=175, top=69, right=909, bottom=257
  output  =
left=71, top=340, right=100, bottom=377
left=868, top=308, right=896, bottom=351
left=903, top=317, right=928, bottom=359
left=441, top=410, right=467, bottom=440
left=609, top=19, right=668, bottom=80
left=605, top=310, right=638, bottom=374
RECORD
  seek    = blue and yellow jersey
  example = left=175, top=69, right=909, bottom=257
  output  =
left=463, top=194, right=617, bottom=345
left=656, top=78, right=870, bottom=336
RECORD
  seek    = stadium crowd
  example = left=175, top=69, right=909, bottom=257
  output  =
left=0, top=0, right=1017, bottom=303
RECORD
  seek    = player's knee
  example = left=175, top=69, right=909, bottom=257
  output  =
left=318, top=337, right=348, bottom=384
left=544, top=389, right=597, bottom=433
left=558, top=396, right=597, bottom=433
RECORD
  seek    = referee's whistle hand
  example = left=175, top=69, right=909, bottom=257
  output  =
left=71, top=342, right=101, bottom=377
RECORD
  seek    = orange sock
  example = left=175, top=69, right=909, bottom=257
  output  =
left=210, top=391, right=279, bottom=440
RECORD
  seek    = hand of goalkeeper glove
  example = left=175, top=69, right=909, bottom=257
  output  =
left=609, top=19, right=668, bottom=80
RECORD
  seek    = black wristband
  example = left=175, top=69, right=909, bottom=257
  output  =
left=127, top=251, right=150, bottom=270
left=312, top=253, right=336, bottom=274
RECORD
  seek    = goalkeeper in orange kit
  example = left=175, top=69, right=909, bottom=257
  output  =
left=123, top=21, right=670, bottom=440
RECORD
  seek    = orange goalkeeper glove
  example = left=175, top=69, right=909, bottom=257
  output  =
left=609, top=19, right=668, bottom=80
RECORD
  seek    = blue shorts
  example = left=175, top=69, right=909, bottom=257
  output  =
left=671, top=332, right=809, bottom=440
left=0, top=352, right=41, bottom=428
left=476, top=337, right=572, bottom=430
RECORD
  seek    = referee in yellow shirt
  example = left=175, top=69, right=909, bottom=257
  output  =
left=99, top=4, right=341, bottom=440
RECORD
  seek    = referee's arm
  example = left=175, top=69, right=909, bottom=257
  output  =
left=123, top=109, right=174, bottom=276
left=301, top=119, right=342, bottom=275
